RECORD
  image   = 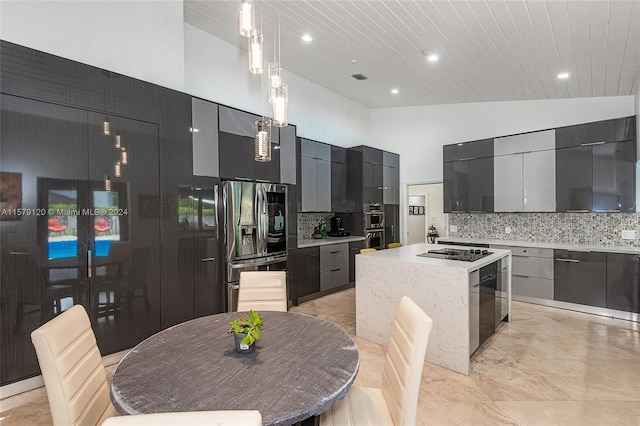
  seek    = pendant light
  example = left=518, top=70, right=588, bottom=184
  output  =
left=268, top=62, right=282, bottom=103
left=103, top=118, right=111, bottom=136
left=239, top=0, right=254, bottom=37
left=248, top=30, right=263, bottom=74
left=121, top=148, right=128, bottom=165
left=255, top=117, right=272, bottom=162
left=115, top=133, right=121, bottom=149
left=272, top=83, right=288, bottom=127
left=105, top=175, right=112, bottom=191
left=114, top=162, right=121, bottom=177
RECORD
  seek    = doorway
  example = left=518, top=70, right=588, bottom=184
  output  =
left=407, top=183, right=444, bottom=245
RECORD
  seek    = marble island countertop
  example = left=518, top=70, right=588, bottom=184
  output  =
left=362, top=243, right=511, bottom=272
left=298, top=235, right=365, bottom=248
left=437, top=237, right=640, bottom=255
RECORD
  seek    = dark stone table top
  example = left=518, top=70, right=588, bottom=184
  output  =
left=110, top=311, right=359, bottom=426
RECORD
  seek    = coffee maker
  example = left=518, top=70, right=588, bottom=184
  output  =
left=329, top=215, right=350, bottom=237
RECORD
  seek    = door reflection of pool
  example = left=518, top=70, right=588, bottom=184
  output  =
left=48, top=239, right=113, bottom=259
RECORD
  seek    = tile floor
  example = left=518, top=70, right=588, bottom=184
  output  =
left=1, top=288, right=639, bottom=425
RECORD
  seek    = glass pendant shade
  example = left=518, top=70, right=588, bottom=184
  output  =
left=103, top=119, right=110, bottom=136
left=272, top=84, right=288, bottom=127
left=239, top=0, right=254, bottom=37
left=121, top=148, right=128, bottom=165
left=114, top=162, right=121, bottom=177
left=115, top=134, right=121, bottom=148
left=249, top=31, right=263, bottom=74
left=268, top=62, right=282, bottom=104
left=105, top=175, right=112, bottom=191
left=254, top=117, right=272, bottom=162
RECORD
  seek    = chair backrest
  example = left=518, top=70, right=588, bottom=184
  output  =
left=106, top=241, right=132, bottom=279
left=31, top=305, right=118, bottom=426
left=359, top=248, right=377, bottom=254
left=101, top=410, right=262, bottom=426
left=387, top=242, right=402, bottom=249
left=381, top=296, right=433, bottom=426
left=237, top=271, right=287, bottom=312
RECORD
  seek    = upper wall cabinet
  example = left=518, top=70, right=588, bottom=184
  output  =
left=555, top=117, right=635, bottom=149
left=192, top=98, right=219, bottom=177
left=218, top=106, right=280, bottom=182
left=493, top=130, right=555, bottom=212
left=331, top=146, right=348, bottom=212
left=363, top=147, right=384, bottom=205
left=299, top=138, right=331, bottom=212
left=443, top=139, right=494, bottom=213
left=279, top=125, right=297, bottom=184
left=556, top=117, right=636, bottom=213
left=383, top=151, right=400, bottom=205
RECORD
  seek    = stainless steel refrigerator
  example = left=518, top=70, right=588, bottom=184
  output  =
left=222, top=181, right=287, bottom=311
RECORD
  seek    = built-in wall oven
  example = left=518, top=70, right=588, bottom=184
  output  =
left=364, top=204, right=385, bottom=249
left=365, top=229, right=385, bottom=250
left=364, top=203, right=385, bottom=229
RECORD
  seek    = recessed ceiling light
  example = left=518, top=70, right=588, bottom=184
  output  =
left=557, top=72, right=570, bottom=79
left=391, top=89, right=399, bottom=95
left=301, top=34, right=313, bottom=42
left=422, top=49, right=439, bottom=62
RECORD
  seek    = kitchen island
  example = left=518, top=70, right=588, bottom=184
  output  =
left=356, top=243, right=511, bottom=375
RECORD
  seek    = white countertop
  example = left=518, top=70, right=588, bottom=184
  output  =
left=438, top=237, right=640, bottom=255
left=298, top=236, right=365, bottom=248
left=361, top=243, right=511, bottom=272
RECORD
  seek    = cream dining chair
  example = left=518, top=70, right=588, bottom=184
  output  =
left=319, top=296, right=433, bottom=426
left=31, top=304, right=261, bottom=426
left=236, top=270, right=287, bottom=312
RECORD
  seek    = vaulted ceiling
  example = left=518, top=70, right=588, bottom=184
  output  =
left=184, top=0, right=640, bottom=108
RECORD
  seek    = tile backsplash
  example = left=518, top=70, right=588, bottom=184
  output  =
left=297, top=213, right=334, bottom=239
left=448, top=212, right=639, bottom=247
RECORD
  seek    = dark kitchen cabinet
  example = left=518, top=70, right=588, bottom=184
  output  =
left=592, top=140, right=635, bottom=212
left=218, top=132, right=280, bottom=182
left=444, top=157, right=494, bottom=213
left=299, top=138, right=331, bottom=212
left=555, top=146, right=592, bottom=212
left=292, top=247, right=321, bottom=299
left=443, top=138, right=493, bottom=213
left=383, top=151, right=399, bottom=205
left=384, top=204, right=400, bottom=246
left=349, top=240, right=366, bottom=283
left=554, top=250, right=606, bottom=308
left=331, top=146, right=348, bottom=212
left=606, top=253, right=640, bottom=313
left=363, top=147, right=384, bottom=205
left=191, top=176, right=222, bottom=318
left=555, top=117, right=635, bottom=149
left=279, top=124, right=297, bottom=184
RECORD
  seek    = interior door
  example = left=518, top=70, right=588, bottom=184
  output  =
left=86, top=112, right=161, bottom=354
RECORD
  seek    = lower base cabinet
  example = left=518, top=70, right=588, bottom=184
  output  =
left=606, top=253, right=640, bottom=313
left=293, top=247, right=320, bottom=298
left=554, top=250, right=606, bottom=308
left=320, top=243, right=349, bottom=291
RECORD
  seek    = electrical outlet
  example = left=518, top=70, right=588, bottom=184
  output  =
left=622, top=230, right=636, bottom=240
left=505, top=226, right=512, bottom=234
left=449, top=225, right=457, bottom=233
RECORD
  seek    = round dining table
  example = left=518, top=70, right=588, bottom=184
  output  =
left=110, top=311, right=359, bottom=426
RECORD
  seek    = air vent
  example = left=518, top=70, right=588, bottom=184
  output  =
left=351, top=73, right=368, bottom=81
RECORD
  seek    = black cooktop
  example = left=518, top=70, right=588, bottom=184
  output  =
left=417, top=248, right=493, bottom=262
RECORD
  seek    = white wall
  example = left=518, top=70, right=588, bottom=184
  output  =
left=0, top=1, right=186, bottom=92
left=184, top=24, right=370, bottom=147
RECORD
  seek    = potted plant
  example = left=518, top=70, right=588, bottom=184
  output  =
left=312, top=219, right=329, bottom=239
left=227, top=310, right=264, bottom=353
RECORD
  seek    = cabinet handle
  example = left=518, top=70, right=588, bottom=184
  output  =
left=200, top=257, right=216, bottom=262
left=331, top=268, right=341, bottom=272
left=566, top=210, right=589, bottom=213
left=595, top=209, right=621, bottom=213
left=459, top=157, right=475, bottom=161
left=330, top=251, right=340, bottom=254
left=308, top=254, right=320, bottom=258
left=471, top=284, right=480, bottom=288
left=580, top=141, right=605, bottom=147
left=556, top=258, right=579, bottom=263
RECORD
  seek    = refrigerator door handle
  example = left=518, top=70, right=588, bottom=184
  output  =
left=224, top=182, right=236, bottom=261
left=259, top=184, right=268, bottom=255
